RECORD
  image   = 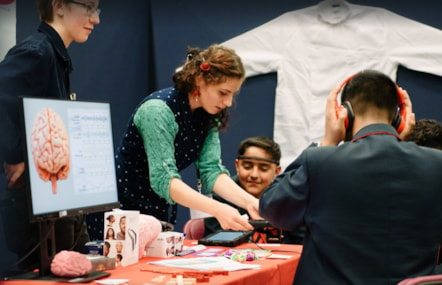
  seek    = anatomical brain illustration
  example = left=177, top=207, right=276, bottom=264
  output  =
left=31, top=108, right=71, bottom=194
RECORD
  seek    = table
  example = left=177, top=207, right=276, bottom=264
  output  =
left=2, top=242, right=302, bottom=285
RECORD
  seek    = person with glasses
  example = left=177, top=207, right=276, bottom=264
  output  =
left=0, top=0, right=100, bottom=277
left=67, top=0, right=101, bottom=16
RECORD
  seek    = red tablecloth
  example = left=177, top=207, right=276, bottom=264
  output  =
left=1, top=242, right=302, bottom=285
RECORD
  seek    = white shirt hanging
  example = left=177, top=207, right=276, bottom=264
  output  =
left=223, top=1, right=442, bottom=169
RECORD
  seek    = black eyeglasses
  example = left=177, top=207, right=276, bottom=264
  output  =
left=68, top=0, right=101, bottom=16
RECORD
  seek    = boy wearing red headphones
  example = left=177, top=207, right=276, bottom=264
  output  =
left=259, top=70, right=442, bottom=285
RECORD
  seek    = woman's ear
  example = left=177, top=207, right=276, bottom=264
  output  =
left=194, top=74, right=205, bottom=89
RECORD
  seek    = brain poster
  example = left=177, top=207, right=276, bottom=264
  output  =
left=21, top=97, right=119, bottom=217
left=31, top=108, right=71, bottom=195
left=0, top=0, right=16, bottom=60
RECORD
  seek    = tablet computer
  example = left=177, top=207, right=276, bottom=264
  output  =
left=198, top=230, right=252, bottom=247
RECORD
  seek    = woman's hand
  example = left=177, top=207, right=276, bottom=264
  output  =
left=213, top=202, right=254, bottom=232
left=169, top=177, right=254, bottom=231
left=245, top=197, right=262, bottom=220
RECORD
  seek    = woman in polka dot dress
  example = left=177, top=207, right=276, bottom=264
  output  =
left=87, top=44, right=260, bottom=239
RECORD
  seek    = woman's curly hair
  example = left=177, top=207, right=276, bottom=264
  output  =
left=173, top=44, right=245, bottom=131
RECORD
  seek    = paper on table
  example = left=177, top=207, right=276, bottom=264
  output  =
left=95, top=279, right=130, bottom=285
left=149, top=256, right=260, bottom=271
left=267, top=254, right=292, bottom=259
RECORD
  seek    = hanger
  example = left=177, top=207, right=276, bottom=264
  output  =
left=317, top=0, right=351, bottom=25
left=318, top=0, right=347, bottom=8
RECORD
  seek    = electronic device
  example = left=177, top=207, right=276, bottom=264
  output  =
left=198, top=230, right=252, bottom=247
left=336, top=72, right=406, bottom=133
left=248, top=220, right=273, bottom=228
left=14, top=96, right=121, bottom=280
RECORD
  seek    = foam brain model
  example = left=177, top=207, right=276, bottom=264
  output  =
left=51, top=250, right=92, bottom=277
left=31, top=108, right=70, bottom=194
left=139, top=214, right=162, bottom=258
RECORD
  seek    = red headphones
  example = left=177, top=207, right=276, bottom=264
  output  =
left=336, top=74, right=406, bottom=134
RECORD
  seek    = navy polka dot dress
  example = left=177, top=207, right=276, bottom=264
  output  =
left=86, top=87, right=208, bottom=240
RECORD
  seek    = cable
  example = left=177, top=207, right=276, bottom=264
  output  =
left=68, top=214, right=87, bottom=251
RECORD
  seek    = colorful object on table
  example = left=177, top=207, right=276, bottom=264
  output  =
left=224, top=249, right=256, bottom=262
left=224, top=249, right=272, bottom=262
left=50, top=250, right=92, bottom=277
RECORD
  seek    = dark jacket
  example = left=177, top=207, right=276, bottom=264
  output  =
left=260, top=124, right=442, bottom=285
left=0, top=21, right=72, bottom=165
left=0, top=22, right=87, bottom=276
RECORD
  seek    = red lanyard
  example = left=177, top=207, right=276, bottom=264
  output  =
left=351, top=131, right=402, bottom=143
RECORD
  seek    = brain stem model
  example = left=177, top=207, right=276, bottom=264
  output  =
left=31, top=108, right=71, bottom=194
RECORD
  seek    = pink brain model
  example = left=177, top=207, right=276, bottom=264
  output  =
left=31, top=108, right=70, bottom=194
left=51, top=250, right=92, bottom=277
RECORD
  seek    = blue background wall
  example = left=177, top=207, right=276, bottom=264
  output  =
left=9, top=0, right=442, bottom=244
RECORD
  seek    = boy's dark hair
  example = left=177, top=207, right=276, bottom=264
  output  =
left=237, top=136, right=281, bottom=165
left=341, top=70, right=399, bottom=122
left=405, top=118, right=442, bottom=150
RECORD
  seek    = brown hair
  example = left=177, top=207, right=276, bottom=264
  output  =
left=173, top=44, right=245, bottom=131
left=36, top=0, right=68, bottom=22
